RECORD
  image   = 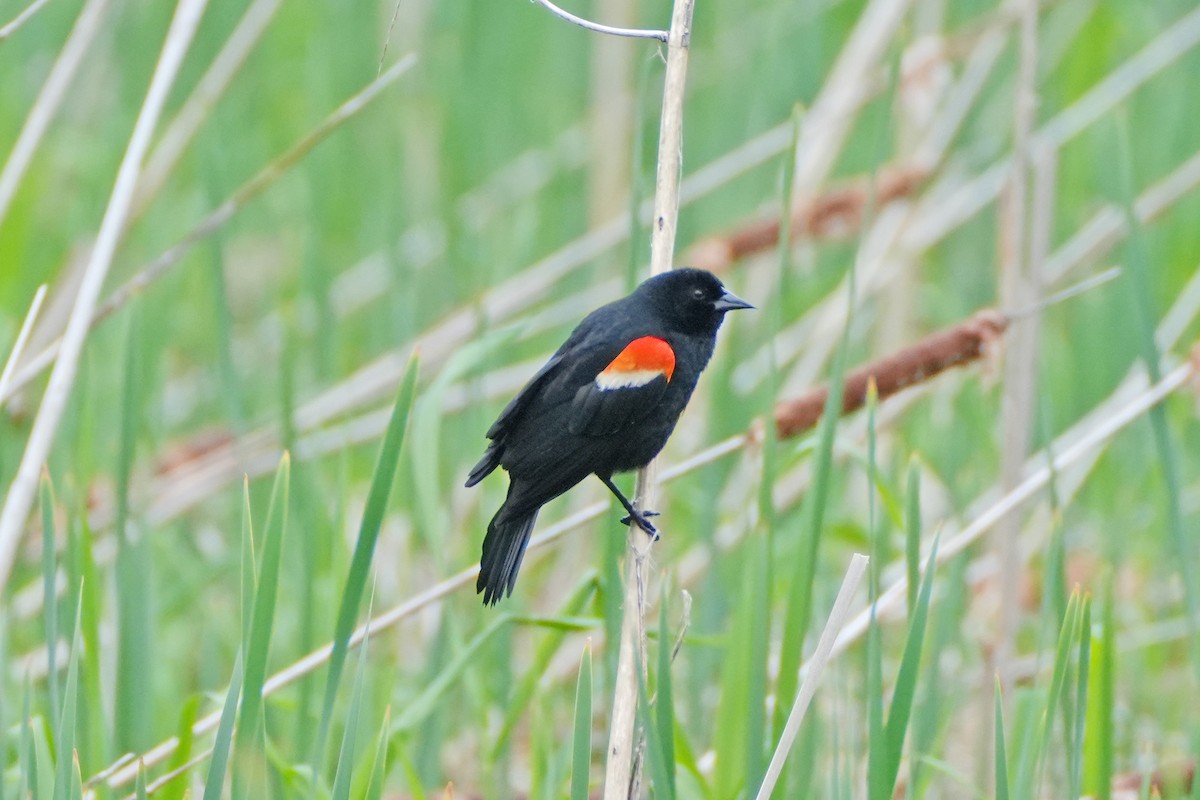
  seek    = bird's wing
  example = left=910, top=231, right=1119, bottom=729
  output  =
left=484, top=351, right=566, bottom=440
left=465, top=347, right=570, bottom=487
left=567, top=335, right=675, bottom=437
left=483, top=304, right=633, bottom=441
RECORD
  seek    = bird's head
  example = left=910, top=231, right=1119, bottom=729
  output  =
left=637, top=267, right=754, bottom=335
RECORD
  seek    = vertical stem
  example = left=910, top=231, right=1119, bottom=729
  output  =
left=994, top=0, right=1039, bottom=693
left=604, top=1, right=694, bottom=797
left=0, top=0, right=210, bottom=594
left=646, top=0, right=693, bottom=277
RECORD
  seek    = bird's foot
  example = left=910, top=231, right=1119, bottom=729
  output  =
left=620, top=510, right=660, bottom=539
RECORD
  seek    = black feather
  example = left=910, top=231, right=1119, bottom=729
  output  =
left=477, top=505, right=539, bottom=606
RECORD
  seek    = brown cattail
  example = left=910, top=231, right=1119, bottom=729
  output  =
left=769, top=309, right=1009, bottom=439
left=686, top=165, right=929, bottom=273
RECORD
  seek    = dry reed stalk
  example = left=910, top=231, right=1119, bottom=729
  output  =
left=0, top=0, right=52, bottom=40
left=131, top=0, right=282, bottom=218
left=684, top=165, right=930, bottom=273
left=0, top=0, right=211, bottom=593
left=993, top=0, right=1041, bottom=691
left=0, top=0, right=112, bottom=228
left=789, top=0, right=917, bottom=202
left=0, top=286, right=47, bottom=403
left=755, top=554, right=869, bottom=799
left=606, top=0, right=694, bottom=793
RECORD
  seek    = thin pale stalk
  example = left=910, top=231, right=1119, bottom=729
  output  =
left=994, top=0, right=1041, bottom=690
left=0, top=285, right=47, bottom=405
left=756, top=554, right=869, bottom=800
left=0, top=0, right=52, bottom=40
left=131, top=0, right=282, bottom=218
left=791, top=0, right=916, bottom=202
left=0, top=0, right=210, bottom=593
left=606, top=0, right=694, bottom=795
left=0, top=0, right=111, bottom=229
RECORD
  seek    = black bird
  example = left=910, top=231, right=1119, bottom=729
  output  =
left=465, top=267, right=753, bottom=605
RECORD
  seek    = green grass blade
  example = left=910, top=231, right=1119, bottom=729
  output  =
left=1068, top=597, right=1092, bottom=800
left=233, top=453, right=291, bottom=797
left=866, top=605, right=887, bottom=800
left=135, top=761, right=148, bottom=800
left=865, top=383, right=887, bottom=800
left=40, top=473, right=60, bottom=730
left=995, top=679, right=1010, bottom=800
left=115, top=307, right=153, bottom=755
left=394, top=746, right=428, bottom=800
left=775, top=256, right=854, bottom=739
left=203, top=228, right=246, bottom=432
left=714, top=534, right=770, bottom=800
left=34, top=714, right=54, bottom=800
left=1042, top=523, right=1068, bottom=642
left=410, top=332, right=508, bottom=554
left=69, top=753, right=82, bottom=800
left=745, top=542, right=770, bottom=794
left=904, top=459, right=921, bottom=618
left=1017, top=590, right=1080, bottom=795
left=1082, top=577, right=1114, bottom=800
left=202, top=651, right=245, bottom=800
left=493, top=572, right=597, bottom=754
left=600, top=517, right=624, bottom=699
left=392, top=614, right=510, bottom=734
left=655, top=596, right=677, bottom=798
left=162, top=694, right=201, bottom=800
left=330, top=617, right=372, bottom=800
left=569, top=643, right=593, bottom=800
left=67, top=516, right=106, bottom=773
left=19, top=678, right=34, bottom=799
left=313, top=354, right=418, bottom=766
left=866, top=381, right=880, bottom=598
left=880, top=534, right=941, bottom=795
left=53, top=593, right=83, bottom=800
left=240, top=477, right=257, bottom=649
left=908, top=554, right=969, bottom=798
left=1114, top=115, right=1198, bottom=673
left=362, top=707, right=392, bottom=800
left=637, top=651, right=673, bottom=800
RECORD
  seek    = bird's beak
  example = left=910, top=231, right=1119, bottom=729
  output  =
left=713, top=289, right=754, bottom=312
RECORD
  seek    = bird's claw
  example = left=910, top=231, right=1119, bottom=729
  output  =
left=620, top=510, right=660, bottom=539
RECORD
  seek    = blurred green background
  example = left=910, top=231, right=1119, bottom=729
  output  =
left=2, top=0, right=1200, bottom=796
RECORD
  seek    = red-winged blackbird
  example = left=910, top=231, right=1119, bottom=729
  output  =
left=466, top=268, right=752, bottom=605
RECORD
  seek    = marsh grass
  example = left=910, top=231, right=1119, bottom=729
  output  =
left=3, top=0, right=1200, bottom=797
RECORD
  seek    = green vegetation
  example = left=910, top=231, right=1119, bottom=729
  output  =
left=3, top=0, right=1200, bottom=796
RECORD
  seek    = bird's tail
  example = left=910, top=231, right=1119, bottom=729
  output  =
left=477, top=505, right=539, bottom=606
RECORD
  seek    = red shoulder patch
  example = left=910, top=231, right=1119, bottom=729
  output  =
left=595, top=336, right=675, bottom=390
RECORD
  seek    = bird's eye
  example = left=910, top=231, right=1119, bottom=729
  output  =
left=692, top=287, right=706, bottom=300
